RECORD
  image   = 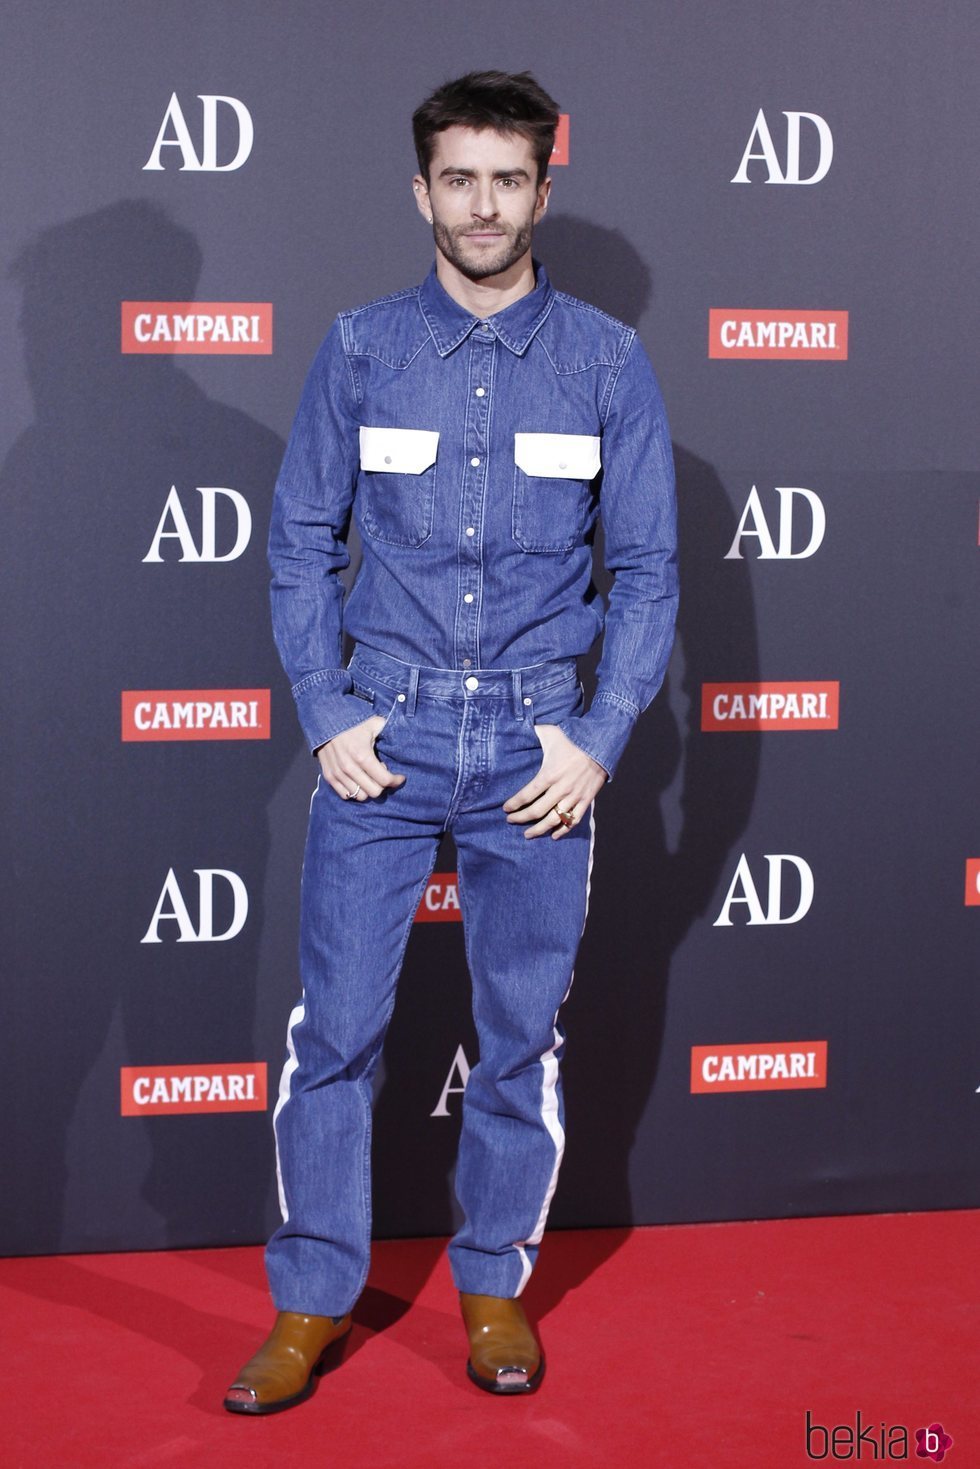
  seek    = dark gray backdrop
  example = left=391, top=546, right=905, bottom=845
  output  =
left=1, top=0, right=977, bottom=1258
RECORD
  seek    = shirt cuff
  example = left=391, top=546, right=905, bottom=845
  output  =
left=290, top=669, right=373, bottom=755
left=556, top=695, right=638, bottom=783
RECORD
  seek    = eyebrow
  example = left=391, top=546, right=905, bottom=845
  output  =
left=437, top=166, right=532, bottom=180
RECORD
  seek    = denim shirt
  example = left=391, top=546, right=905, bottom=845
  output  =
left=267, top=256, right=678, bottom=781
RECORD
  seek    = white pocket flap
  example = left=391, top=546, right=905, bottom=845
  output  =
left=360, top=426, right=439, bottom=474
left=514, top=432, right=601, bottom=480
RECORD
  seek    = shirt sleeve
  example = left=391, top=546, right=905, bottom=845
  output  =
left=556, top=330, right=679, bottom=781
left=267, top=316, right=371, bottom=754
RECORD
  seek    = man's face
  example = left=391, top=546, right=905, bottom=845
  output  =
left=413, top=125, right=550, bottom=282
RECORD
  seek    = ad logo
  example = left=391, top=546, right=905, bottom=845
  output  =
left=121, top=1063, right=267, bottom=1115
left=144, top=486, right=252, bottom=563
left=143, top=94, right=253, bottom=172
left=714, top=854, right=814, bottom=927
left=724, top=486, right=826, bottom=560
left=141, top=869, right=248, bottom=944
left=122, top=690, right=270, bottom=742
left=122, top=303, right=272, bottom=354
left=415, top=872, right=462, bottom=922
left=431, top=1043, right=472, bottom=1116
left=709, top=310, right=848, bottom=360
left=702, top=682, right=839, bottom=731
left=731, top=109, right=833, bottom=185
left=691, top=1042, right=827, bottom=1093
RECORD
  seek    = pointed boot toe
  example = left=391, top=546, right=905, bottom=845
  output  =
left=223, top=1310, right=352, bottom=1415
left=459, top=1291, right=545, bottom=1395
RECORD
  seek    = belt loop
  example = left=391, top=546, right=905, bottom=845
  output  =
left=511, top=669, right=523, bottom=720
left=406, top=665, right=420, bottom=718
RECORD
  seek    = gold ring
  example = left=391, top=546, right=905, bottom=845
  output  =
left=553, top=804, right=574, bottom=828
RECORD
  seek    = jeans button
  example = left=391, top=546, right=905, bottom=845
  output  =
left=465, top=676, right=479, bottom=691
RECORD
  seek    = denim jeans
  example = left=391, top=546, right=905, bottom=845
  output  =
left=264, top=642, right=597, bottom=1314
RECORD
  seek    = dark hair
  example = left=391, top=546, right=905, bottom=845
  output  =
left=412, top=70, right=560, bottom=188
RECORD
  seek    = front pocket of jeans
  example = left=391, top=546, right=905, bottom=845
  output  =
left=350, top=677, right=398, bottom=735
left=358, top=426, right=439, bottom=548
left=512, top=432, right=600, bottom=553
left=371, top=687, right=401, bottom=738
left=529, top=678, right=586, bottom=737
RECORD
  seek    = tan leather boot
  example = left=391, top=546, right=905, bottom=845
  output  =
left=223, top=1310, right=352, bottom=1415
left=459, top=1291, right=544, bottom=1394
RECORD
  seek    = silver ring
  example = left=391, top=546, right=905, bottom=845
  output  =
left=344, top=783, right=362, bottom=800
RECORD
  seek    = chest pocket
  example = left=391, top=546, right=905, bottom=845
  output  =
left=512, top=432, right=601, bottom=553
left=358, top=426, right=439, bottom=547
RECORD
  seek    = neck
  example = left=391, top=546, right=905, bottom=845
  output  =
left=434, top=249, right=537, bottom=317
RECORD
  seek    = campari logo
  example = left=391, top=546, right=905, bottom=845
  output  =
left=121, top=690, right=270, bottom=741
left=965, top=859, right=980, bottom=906
left=121, top=1063, right=267, bottom=1115
left=691, top=1042, right=827, bottom=1093
left=702, top=682, right=839, bottom=731
left=415, top=872, right=462, bottom=922
left=709, top=309, right=848, bottom=360
left=551, top=114, right=570, bottom=164
left=121, top=302, right=272, bottom=354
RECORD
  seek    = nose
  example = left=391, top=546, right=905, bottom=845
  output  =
left=472, top=185, right=499, bottom=222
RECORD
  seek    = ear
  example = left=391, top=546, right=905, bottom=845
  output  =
left=412, top=173, right=432, bottom=224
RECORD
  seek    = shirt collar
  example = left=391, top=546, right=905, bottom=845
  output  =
left=418, top=255, right=556, bottom=357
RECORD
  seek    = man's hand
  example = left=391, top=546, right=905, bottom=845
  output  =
left=316, top=715, right=407, bottom=801
left=503, top=724, right=607, bottom=839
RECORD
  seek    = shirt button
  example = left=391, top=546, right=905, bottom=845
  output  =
left=465, top=676, right=479, bottom=690
left=384, top=455, right=392, bottom=464
left=558, top=461, right=567, bottom=469
left=470, top=457, right=480, bottom=467
left=463, top=593, right=474, bottom=603
left=475, top=387, right=486, bottom=397
left=465, top=526, right=475, bottom=536
left=462, top=658, right=472, bottom=667
left=523, top=696, right=532, bottom=706
left=397, top=693, right=406, bottom=701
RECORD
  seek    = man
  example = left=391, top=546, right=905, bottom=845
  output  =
left=224, top=69, right=678, bottom=1413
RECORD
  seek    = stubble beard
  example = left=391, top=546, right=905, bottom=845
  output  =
left=431, top=214, right=535, bottom=282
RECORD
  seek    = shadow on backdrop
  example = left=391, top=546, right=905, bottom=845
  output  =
left=0, top=199, right=292, bottom=1254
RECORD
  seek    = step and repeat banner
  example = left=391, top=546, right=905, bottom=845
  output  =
left=1, top=1, right=976, bottom=1256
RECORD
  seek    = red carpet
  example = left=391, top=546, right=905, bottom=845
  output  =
left=2, top=1212, right=975, bottom=1468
